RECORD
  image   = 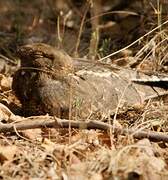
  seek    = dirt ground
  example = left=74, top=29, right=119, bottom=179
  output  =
left=0, top=0, right=168, bottom=179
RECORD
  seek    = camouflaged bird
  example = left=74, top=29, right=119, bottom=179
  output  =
left=12, top=43, right=168, bottom=119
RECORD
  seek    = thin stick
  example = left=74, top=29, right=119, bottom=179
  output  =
left=1, top=116, right=168, bottom=142
left=89, top=0, right=101, bottom=60
left=74, top=4, right=89, bottom=57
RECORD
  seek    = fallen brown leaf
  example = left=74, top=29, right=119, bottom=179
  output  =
left=0, top=145, right=18, bottom=164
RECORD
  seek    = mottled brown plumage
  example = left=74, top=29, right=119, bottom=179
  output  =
left=12, top=43, right=167, bottom=119
left=12, top=43, right=73, bottom=117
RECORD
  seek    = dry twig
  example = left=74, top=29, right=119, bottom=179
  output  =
left=1, top=115, right=168, bottom=142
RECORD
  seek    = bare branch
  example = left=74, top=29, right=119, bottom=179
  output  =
left=1, top=115, right=168, bottom=142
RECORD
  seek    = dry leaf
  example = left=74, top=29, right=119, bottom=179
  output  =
left=70, top=153, right=81, bottom=164
left=0, top=102, right=22, bottom=122
left=136, top=138, right=154, bottom=156
left=42, top=138, right=59, bottom=153
left=70, top=162, right=87, bottom=180
left=89, top=173, right=103, bottom=180
left=22, top=128, right=42, bottom=140
left=0, top=74, right=12, bottom=91
left=0, top=102, right=14, bottom=122
left=0, top=145, right=18, bottom=164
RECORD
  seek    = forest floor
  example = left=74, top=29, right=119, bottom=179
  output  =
left=0, top=0, right=168, bottom=179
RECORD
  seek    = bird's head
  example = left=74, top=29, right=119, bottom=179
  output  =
left=17, top=43, right=74, bottom=76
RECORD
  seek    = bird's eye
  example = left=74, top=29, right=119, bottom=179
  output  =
left=21, top=71, right=26, bottom=76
